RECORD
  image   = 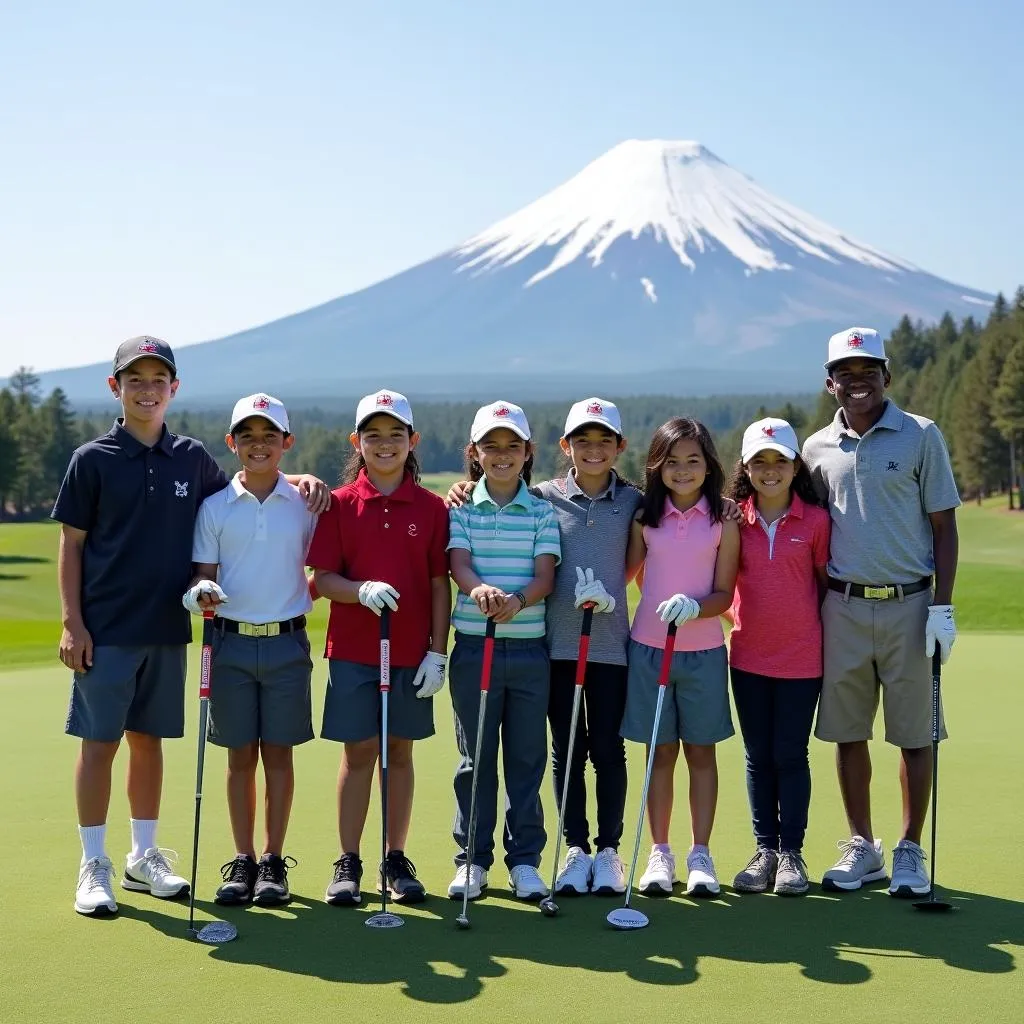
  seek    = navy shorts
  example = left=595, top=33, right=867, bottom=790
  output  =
left=321, top=659, right=435, bottom=743
left=207, top=629, right=315, bottom=749
left=65, top=645, right=187, bottom=742
left=621, top=641, right=734, bottom=746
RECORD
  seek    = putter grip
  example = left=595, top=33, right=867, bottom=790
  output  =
left=580, top=604, right=595, bottom=636
left=199, top=611, right=215, bottom=699
left=479, top=617, right=497, bottom=693
left=657, top=621, right=678, bottom=687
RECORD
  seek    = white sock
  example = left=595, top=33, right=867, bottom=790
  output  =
left=130, top=819, right=158, bottom=861
left=80, top=824, right=107, bottom=863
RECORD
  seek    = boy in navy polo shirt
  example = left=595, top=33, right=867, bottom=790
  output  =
left=184, top=393, right=318, bottom=907
left=53, top=338, right=328, bottom=917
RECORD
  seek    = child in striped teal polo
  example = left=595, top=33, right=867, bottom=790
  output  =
left=446, top=401, right=561, bottom=902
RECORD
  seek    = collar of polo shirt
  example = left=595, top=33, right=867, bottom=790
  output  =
left=564, top=469, right=619, bottom=501
left=351, top=468, right=417, bottom=502
left=662, top=494, right=710, bottom=519
left=473, top=478, right=532, bottom=509
left=833, top=399, right=905, bottom=439
left=741, top=493, right=807, bottom=525
left=226, top=471, right=295, bottom=503
left=111, top=419, right=174, bottom=457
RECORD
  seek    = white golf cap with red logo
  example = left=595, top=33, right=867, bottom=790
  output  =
left=563, top=397, right=623, bottom=437
left=355, top=389, right=414, bottom=430
left=229, top=393, right=290, bottom=433
left=741, top=417, right=800, bottom=463
left=825, top=327, right=888, bottom=370
left=470, top=400, right=531, bottom=442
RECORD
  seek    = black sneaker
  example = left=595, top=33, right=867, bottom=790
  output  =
left=381, top=850, right=426, bottom=904
left=252, top=854, right=296, bottom=906
left=215, top=855, right=258, bottom=905
left=326, top=853, right=363, bottom=906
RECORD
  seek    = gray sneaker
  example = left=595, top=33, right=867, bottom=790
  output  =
left=888, top=840, right=930, bottom=898
left=774, top=850, right=810, bottom=896
left=822, top=836, right=887, bottom=891
left=733, top=847, right=778, bottom=893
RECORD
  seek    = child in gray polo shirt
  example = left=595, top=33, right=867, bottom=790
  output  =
left=802, top=327, right=960, bottom=899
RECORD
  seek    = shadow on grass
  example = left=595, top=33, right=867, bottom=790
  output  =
left=117, top=884, right=1020, bottom=1003
left=0, top=573, right=28, bottom=581
left=0, top=554, right=49, bottom=565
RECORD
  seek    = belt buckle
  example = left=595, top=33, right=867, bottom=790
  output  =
left=863, top=586, right=894, bottom=600
left=239, top=622, right=276, bottom=637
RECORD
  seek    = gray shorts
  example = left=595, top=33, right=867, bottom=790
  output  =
left=207, top=629, right=315, bottom=749
left=621, top=641, right=734, bottom=746
left=322, top=659, right=435, bottom=743
left=66, top=645, right=187, bottom=742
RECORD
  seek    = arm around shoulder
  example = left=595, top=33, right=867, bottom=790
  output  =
left=699, top=518, right=740, bottom=619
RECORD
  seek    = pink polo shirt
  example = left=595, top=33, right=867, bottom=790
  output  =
left=631, top=496, right=725, bottom=653
left=729, top=495, right=831, bottom=678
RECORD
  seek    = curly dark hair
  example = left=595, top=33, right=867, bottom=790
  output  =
left=342, top=425, right=421, bottom=485
left=638, top=417, right=724, bottom=526
left=725, top=455, right=824, bottom=507
left=464, top=442, right=534, bottom=486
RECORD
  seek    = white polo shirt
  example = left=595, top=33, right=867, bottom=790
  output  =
left=192, top=473, right=317, bottom=624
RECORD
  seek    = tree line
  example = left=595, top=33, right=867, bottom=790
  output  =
left=2, top=287, right=1021, bottom=519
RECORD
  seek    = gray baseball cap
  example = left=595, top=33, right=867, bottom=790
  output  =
left=112, top=336, right=177, bottom=377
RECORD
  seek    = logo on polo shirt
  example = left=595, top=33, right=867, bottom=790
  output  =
left=493, top=405, right=510, bottom=417
left=377, top=393, right=394, bottom=407
left=587, top=402, right=603, bottom=415
left=252, top=395, right=270, bottom=410
left=138, top=340, right=159, bottom=353
left=174, top=480, right=189, bottom=497
left=886, top=460, right=900, bottom=472
left=847, top=332, right=865, bottom=349
left=408, top=523, right=418, bottom=537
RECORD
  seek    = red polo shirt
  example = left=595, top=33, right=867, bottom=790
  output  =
left=306, top=470, right=450, bottom=667
left=729, top=495, right=831, bottom=679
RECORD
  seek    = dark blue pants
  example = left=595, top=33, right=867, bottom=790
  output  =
left=730, top=667, right=821, bottom=853
left=450, top=633, right=549, bottom=871
left=548, top=659, right=628, bottom=854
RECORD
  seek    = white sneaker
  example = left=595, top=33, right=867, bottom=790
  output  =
left=591, top=848, right=626, bottom=895
left=554, top=846, right=593, bottom=895
left=686, top=849, right=721, bottom=896
left=888, top=839, right=930, bottom=898
left=638, top=848, right=675, bottom=895
left=122, top=848, right=190, bottom=899
left=447, top=864, right=488, bottom=901
left=822, top=836, right=887, bottom=891
left=509, top=864, right=549, bottom=901
left=75, top=856, right=118, bottom=916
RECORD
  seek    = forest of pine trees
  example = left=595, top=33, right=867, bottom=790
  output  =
left=2, top=288, right=1022, bottom=519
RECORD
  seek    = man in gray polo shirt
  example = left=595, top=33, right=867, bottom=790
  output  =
left=802, top=327, right=960, bottom=899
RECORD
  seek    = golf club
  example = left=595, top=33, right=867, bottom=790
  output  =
left=188, top=610, right=238, bottom=944
left=366, top=607, right=404, bottom=929
left=455, top=616, right=497, bottom=930
left=914, top=651, right=954, bottom=913
left=540, top=603, right=595, bottom=918
left=607, top=621, right=677, bottom=931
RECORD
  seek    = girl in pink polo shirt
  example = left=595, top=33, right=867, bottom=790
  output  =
left=726, top=417, right=830, bottom=897
left=623, top=417, right=740, bottom=898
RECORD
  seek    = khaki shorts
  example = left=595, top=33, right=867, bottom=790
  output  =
left=816, top=587, right=946, bottom=749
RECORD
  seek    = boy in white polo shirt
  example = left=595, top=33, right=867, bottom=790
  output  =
left=803, top=328, right=959, bottom=899
left=184, top=393, right=318, bottom=907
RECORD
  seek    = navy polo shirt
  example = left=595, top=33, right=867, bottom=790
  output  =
left=52, top=420, right=228, bottom=646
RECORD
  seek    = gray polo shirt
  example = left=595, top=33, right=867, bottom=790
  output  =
left=532, top=472, right=643, bottom=665
left=802, top=401, right=960, bottom=585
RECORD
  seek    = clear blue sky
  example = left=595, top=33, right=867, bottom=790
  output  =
left=1, top=0, right=1020, bottom=373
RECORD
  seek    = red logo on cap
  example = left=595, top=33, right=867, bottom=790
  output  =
left=847, top=332, right=865, bottom=348
left=137, top=341, right=158, bottom=353
left=253, top=395, right=270, bottom=410
left=587, top=402, right=604, bottom=415
left=761, top=425, right=776, bottom=438
left=377, top=393, right=394, bottom=407
left=493, top=406, right=511, bottom=417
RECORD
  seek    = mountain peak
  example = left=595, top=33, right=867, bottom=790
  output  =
left=456, top=138, right=913, bottom=285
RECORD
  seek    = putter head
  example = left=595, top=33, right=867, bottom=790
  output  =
left=607, top=906, right=649, bottom=930
left=455, top=913, right=471, bottom=929
left=539, top=897, right=559, bottom=917
left=365, top=911, right=405, bottom=929
left=192, top=920, right=238, bottom=944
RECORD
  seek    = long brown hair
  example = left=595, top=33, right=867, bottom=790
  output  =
left=464, top=442, right=534, bottom=485
left=638, top=418, right=724, bottom=527
left=342, top=426, right=422, bottom=485
left=725, top=456, right=824, bottom=507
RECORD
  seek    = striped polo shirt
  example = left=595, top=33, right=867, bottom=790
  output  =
left=448, top=478, right=562, bottom=638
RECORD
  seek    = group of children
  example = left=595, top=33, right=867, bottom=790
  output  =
left=55, top=326, right=961, bottom=918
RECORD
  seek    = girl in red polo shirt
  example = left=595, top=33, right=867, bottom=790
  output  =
left=307, top=390, right=450, bottom=909
left=726, top=417, right=830, bottom=896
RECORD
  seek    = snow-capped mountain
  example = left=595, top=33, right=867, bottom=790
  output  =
left=34, top=139, right=993, bottom=401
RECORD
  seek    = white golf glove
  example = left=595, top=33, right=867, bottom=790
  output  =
left=925, top=604, right=957, bottom=664
left=358, top=581, right=400, bottom=615
left=412, top=651, right=447, bottom=699
left=656, top=593, right=701, bottom=626
left=182, top=580, right=228, bottom=615
left=574, top=566, right=616, bottom=614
